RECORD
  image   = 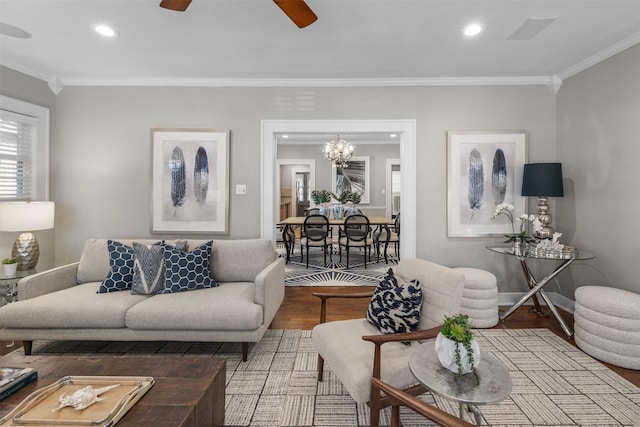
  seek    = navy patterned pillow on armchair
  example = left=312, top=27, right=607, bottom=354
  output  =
left=366, top=268, right=422, bottom=338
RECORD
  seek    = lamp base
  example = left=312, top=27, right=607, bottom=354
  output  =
left=532, top=196, right=555, bottom=239
left=11, top=232, right=40, bottom=271
left=534, top=225, right=555, bottom=240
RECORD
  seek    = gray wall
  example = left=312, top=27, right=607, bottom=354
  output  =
left=556, top=43, right=640, bottom=297
left=49, top=84, right=556, bottom=291
left=0, top=66, right=56, bottom=265
left=1, top=65, right=568, bottom=296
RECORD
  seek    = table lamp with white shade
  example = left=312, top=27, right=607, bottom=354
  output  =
left=0, top=201, right=55, bottom=270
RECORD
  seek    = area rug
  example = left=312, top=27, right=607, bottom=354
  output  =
left=279, top=244, right=398, bottom=286
left=22, top=329, right=640, bottom=426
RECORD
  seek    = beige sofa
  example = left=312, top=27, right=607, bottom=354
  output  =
left=0, top=238, right=285, bottom=361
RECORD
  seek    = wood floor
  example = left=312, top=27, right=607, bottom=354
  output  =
left=270, top=286, right=640, bottom=387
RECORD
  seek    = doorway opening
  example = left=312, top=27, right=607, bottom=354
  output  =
left=276, top=158, right=316, bottom=232
left=261, top=120, right=416, bottom=259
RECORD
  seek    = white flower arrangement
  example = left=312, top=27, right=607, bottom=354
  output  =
left=491, top=203, right=542, bottom=243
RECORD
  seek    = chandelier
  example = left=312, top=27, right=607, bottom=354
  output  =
left=322, top=135, right=354, bottom=168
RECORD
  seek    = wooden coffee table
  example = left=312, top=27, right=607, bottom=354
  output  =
left=0, top=354, right=225, bottom=426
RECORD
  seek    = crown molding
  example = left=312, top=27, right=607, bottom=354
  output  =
left=5, top=30, right=637, bottom=94
left=556, top=31, right=640, bottom=80
left=1, top=59, right=51, bottom=83
left=58, top=76, right=550, bottom=88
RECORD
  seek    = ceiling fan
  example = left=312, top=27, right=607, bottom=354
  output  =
left=159, top=0, right=317, bottom=28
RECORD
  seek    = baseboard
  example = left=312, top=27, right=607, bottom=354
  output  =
left=498, top=291, right=575, bottom=314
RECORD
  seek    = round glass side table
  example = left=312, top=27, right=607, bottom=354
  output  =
left=486, top=243, right=594, bottom=338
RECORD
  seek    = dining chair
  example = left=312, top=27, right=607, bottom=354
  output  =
left=298, top=207, right=322, bottom=257
left=338, top=214, right=373, bottom=268
left=305, top=207, right=321, bottom=216
left=281, top=224, right=296, bottom=262
left=374, top=212, right=400, bottom=263
left=301, top=214, right=333, bottom=268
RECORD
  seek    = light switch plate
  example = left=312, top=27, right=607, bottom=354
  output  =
left=236, top=184, right=247, bottom=195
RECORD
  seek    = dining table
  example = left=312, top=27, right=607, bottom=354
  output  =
left=277, top=215, right=395, bottom=264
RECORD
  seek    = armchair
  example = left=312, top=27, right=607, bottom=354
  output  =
left=311, top=258, right=465, bottom=427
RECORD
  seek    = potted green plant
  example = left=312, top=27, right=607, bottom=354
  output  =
left=346, top=191, right=362, bottom=216
left=2, top=257, right=18, bottom=277
left=435, top=313, right=480, bottom=382
left=310, top=190, right=332, bottom=217
left=331, top=190, right=352, bottom=219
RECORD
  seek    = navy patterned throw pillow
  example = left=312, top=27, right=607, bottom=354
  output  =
left=98, top=240, right=136, bottom=293
left=366, top=268, right=422, bottom=340
left=131, top=242, right=163, bottom=295
left=157, top=241, right=217, bottom=294
left=131, top=240, right=187, bottom=295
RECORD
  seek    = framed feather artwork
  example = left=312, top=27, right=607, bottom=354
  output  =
left=447, top=130, right=527, bottom=237
left=151, top=128, right=230, bottom=234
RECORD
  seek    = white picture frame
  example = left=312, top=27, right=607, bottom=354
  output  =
left=151, top=128, right=230, bottom=234
left=447, top=130, right=527, bottom=237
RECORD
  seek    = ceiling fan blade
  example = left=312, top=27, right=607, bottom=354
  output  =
left=159, top=0, right=192, bottom=12
left=273, top=0, right=318, bottom=28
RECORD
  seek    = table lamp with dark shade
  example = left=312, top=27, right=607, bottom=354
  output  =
left=521, top=163, right=563, bottom=239
left=0, top=201, right=55, bottom=270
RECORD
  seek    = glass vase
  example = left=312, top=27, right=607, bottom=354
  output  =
left=513, top=239, right=525, bottom=256
left=333, top=204, right=345, bottom=220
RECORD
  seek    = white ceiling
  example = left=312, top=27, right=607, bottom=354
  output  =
left=1, top=0, right=640, bottom=92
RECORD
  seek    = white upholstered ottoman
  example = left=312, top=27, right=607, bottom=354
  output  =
left=452, top=267, right=498, bottom=328
left=574, top=285, right=640, bottom=370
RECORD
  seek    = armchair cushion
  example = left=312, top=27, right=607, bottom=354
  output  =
left=312, top=318, right=420, bottom=404
left=366, top=268, right=422, bottom=338
left=395, top=258, right=465, bottom=330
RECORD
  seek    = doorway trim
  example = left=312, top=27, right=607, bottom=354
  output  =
left=261, top=119, right=416, bottom=259
left=385, top=158, right=401, bottom=218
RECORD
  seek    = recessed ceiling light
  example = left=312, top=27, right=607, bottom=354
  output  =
left=94, top=25, right=119, bottom=38
left=464, top=23, right=483, bottom=37
left=390, top=133, right=397, bottom=138
left=0, top=22, right=32, bottom=39
left=281, top=134, right=289, bottom=139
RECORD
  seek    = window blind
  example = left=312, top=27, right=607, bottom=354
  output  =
left=0, top=109, right=38, bottom=200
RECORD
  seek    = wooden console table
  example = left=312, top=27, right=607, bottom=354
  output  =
left=0, top=355, right=225, bottom=426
